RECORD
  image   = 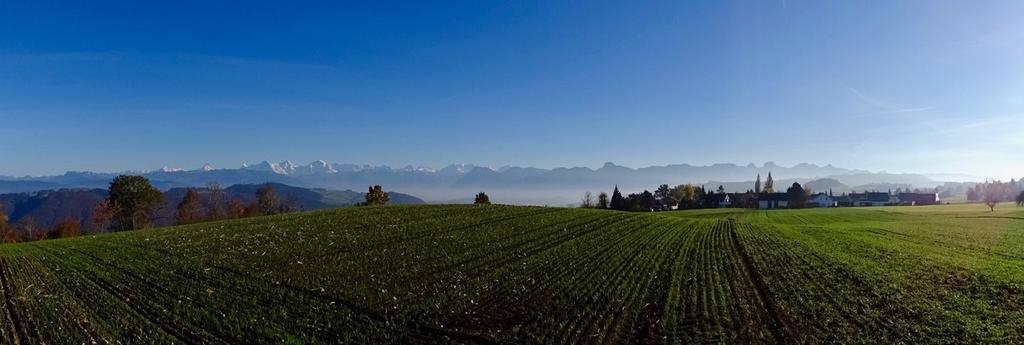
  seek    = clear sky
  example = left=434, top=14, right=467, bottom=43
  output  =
left=1, top=1, right=1022, bottom=179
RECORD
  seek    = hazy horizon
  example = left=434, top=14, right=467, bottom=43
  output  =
left=2, top=1, right=1023, bottom=178
left=0, top=159, right=1002, bottom=182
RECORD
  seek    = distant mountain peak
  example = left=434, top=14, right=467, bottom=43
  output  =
left=200, top=163, right=216, bottom=171
left=305, top=160, right=337, bottom=174
left=439, top=164, right=476, bottom=174
left=278, top=160, right=298, bottom=175
left=159, top=166, right=184, bottom=173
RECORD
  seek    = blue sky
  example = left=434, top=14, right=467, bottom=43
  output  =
left=1, top=1, right=1022, bottom=178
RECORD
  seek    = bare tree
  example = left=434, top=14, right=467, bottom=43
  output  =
left=50, top=217, right=81, bottom=239
left=581, top=191, right=594, bottom=208
left=978, top=179, right=1011, bottom=210
left=597, top=192, right=609, bottom=209
left=90, top=199, right=116, bottom=233
left=17, top=216, right=38, bottom=241
left=982, top=181, right=1009, bottom=212
left=256, top=184, right=281, bottom=215
left=228, top=198, right=248, bottom=219
left=176, top=189, right=202, bottom=225
left=0, top=204, right=12, bottom=243
left=206, top=182, right=226, bottom=221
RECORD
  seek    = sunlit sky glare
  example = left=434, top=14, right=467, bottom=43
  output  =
left=1, top=1, right=1022, bottom=179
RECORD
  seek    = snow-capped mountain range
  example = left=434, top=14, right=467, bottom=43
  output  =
left=0, top=160, right=961, bottom=205
left=181, top=160, right=450, bottom=176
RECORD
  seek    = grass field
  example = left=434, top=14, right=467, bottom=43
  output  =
left=1, top=203, right=1023, bottom=343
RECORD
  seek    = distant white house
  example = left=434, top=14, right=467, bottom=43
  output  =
left=806, top=193, right=836, bottom=208
left=718, top=194, right=732, bottom=208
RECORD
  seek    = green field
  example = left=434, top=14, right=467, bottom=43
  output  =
left=1, top=203, right=1023, bottom=343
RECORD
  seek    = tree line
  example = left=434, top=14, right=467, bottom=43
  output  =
left=966, top=179, right=1024, bottom=211
left=576, top=174, right=811, bottom=211
left=88, top=175, right=300, bottom=234
left=578, top=180, right=812, bottom=212
left=0, top=175, right=397, bottom=244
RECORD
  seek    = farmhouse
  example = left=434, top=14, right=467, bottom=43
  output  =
left=706, top=193, right=732, bottom=208
left=833, top=194, right=852, bottom=207
left=898, top=192, right=939, bottom=205
left=758, top=193, right=789, bottom=209
left=849, top=192, right=892, bottom=206
left=806, top=193, right=836, bottom=208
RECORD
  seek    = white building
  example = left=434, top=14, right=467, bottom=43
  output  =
left=806, top=193, right=836, bottom=208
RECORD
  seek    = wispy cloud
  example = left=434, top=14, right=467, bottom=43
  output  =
left=845, top=86, right=934, bottom=117
left=927, top=116, right=1021, bottom=136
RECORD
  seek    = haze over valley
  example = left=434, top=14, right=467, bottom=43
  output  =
left=0, top=160, right=987, bottom=205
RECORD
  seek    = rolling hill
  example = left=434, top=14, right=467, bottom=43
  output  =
left=0, top=183, right=424, bottom=231
left=0, top=204, right=1023, bottom=343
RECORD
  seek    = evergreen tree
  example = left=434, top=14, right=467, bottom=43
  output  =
left=365, top=185, right=390, bottom=206
left=754, top=174, right=762, bottom=194
left=638, top=190, right=657, bottom=210
left=654, top=184, right=671, bottom=200
left=107, top=175, right=165, bottom=231
left=474, top=192, right=491, bottom=205
left=763, top=172, right=775, bottom=193
left=786, top=182, right=808, bottom=208
left=609, top=186, right=624, bottom=210
left=622, top=193, right=641, bottom=211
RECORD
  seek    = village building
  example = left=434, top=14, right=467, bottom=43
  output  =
left=833, top=194, right=852, bottom=207
left=849, top=192, right=894, bottom=206
left=758, top=193, right=789, bottom=209
left=806, top=193, right=836, bottom=207
left=898, top=192, right=940, bottom=205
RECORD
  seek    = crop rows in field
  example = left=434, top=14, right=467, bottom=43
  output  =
left=0, top=205, right=793, bottom=343
left=739, top=208, right=1024, bottom=343
left=1, top=204, right=1023, bottom=343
